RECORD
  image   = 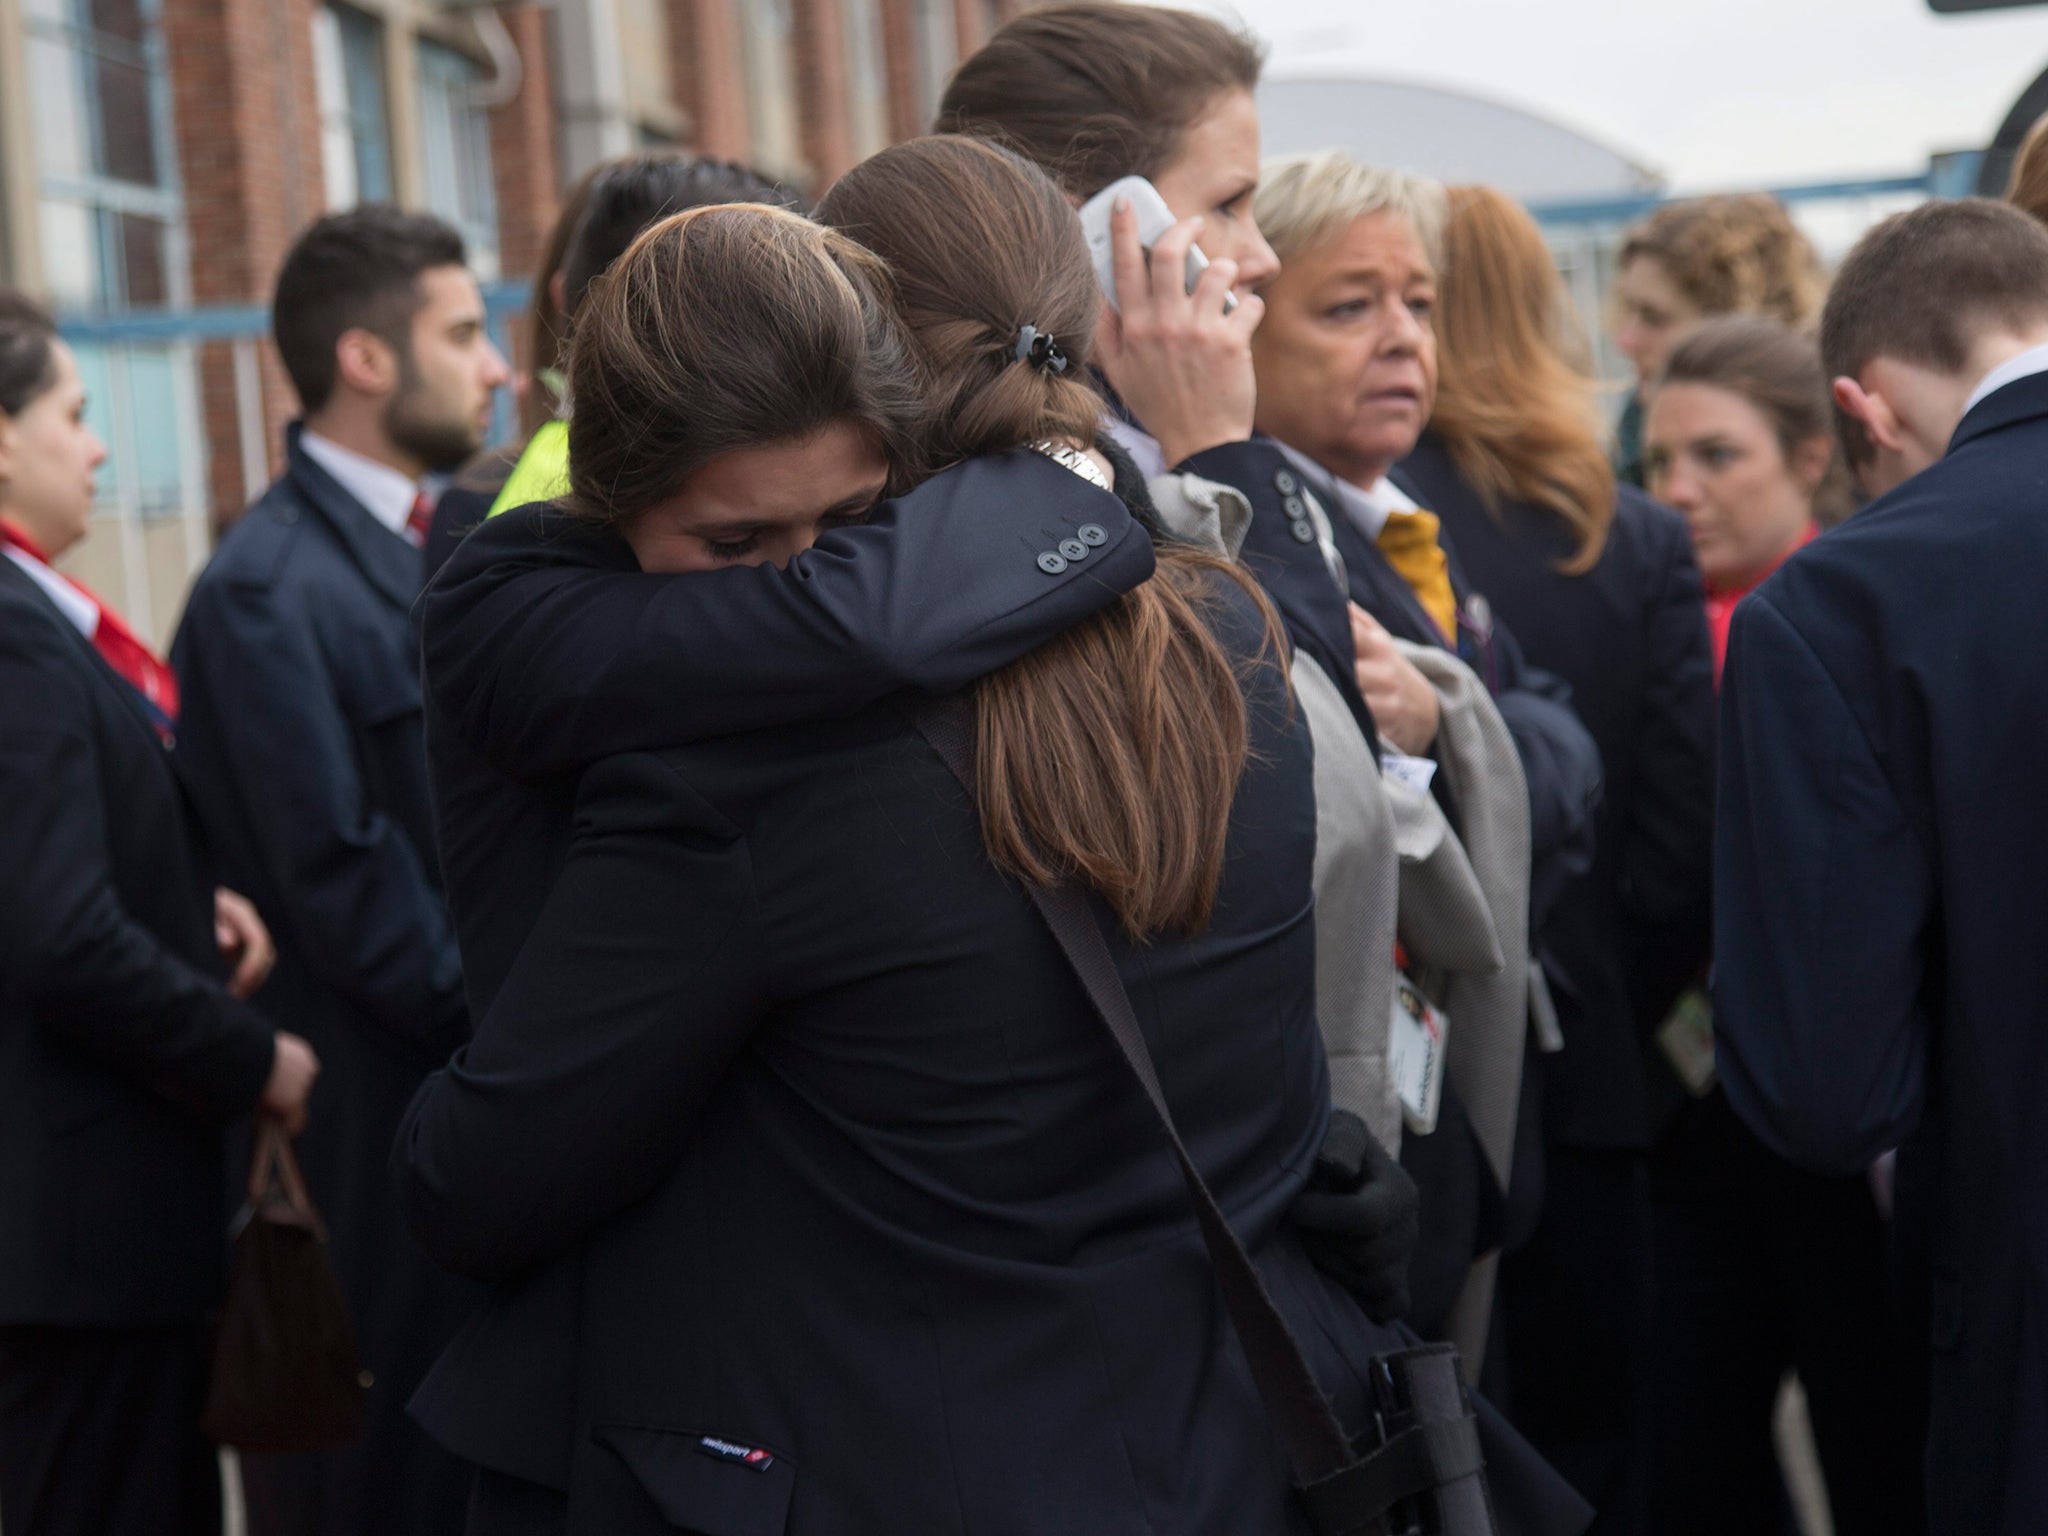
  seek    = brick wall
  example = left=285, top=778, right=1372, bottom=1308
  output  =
left=792, top=0, right=854, bottom=189
left=667, top=0, right=749, bottom=162
left=879, top=0, right=923, bottom=143
left=489, top=4, right=563, bottom=285
left=162, top=0, right=324, bottom=523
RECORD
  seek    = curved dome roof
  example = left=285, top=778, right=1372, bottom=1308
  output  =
left=1257, top=75, right=1661, bottom=204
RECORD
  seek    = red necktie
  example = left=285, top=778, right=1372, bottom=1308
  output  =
left=406, top=491, right=434, bottom=549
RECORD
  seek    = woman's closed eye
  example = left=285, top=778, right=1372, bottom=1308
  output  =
left=704, top=530, right=765, bottom=561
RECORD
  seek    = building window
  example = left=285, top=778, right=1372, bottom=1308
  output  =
left=24, top=0, right=184, bottom=313
left=416, top=38, right=499, bottom=279
left=313, top=4, right=393, bottom=209
left=842, top=0, right=889, bottom=160
left=738, top=0, right=802, bottom=182
left=23, top=0, right=196, bottom=526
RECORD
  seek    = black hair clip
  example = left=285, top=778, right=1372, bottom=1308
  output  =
left=1014, top=323, right=1068, bottom=376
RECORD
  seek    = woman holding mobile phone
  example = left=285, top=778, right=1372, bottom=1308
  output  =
left=943, top=0, right=1608, bottom=1385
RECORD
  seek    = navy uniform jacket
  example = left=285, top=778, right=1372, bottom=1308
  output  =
left=409, top=454, right=1155, bottom=1484
left=398, top=570, right=1587, bottom=1535
left=1188, top=437, right=1601, bottom=916
left=1403, top=433, right=1715, bottom=1151
left=0, top=558, right=274, bottom=1327
left=1714, top=370, right=2048, bottom=1534
left=1185, top=435, right=1602, bottom=1328
left=171, top=423, right=473, bottom=1533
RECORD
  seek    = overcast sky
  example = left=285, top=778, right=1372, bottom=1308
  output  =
left=1183, top=0, right=2048, bottom=192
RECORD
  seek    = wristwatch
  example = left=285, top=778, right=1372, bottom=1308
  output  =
left=1027, top=439, right=1112, bottom=491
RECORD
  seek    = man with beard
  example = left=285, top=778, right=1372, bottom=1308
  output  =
left=170, top=207, right=506, bottom=1536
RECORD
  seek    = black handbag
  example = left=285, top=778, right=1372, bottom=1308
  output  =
left=202, top=1116, right=368, bottom=1452
left=913, top=697, right=1495, bottom=1536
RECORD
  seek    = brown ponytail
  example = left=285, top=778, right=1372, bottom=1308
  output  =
left=817, top=137, right=1285, bottom=938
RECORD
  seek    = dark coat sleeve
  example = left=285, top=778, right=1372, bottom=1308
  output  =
left=1621, top=512, right=1715, bottom=1030
left=1485, top=623, right=1602, bottom=930
left=1180, top=437, right=1381, bottom=755
left=0, top=621, right=274, bottom=1119
left=395, top=752, right=768, bottom=1282
left=423, top=451, right=1156, bottom=780
left=1713, top=590, right=1930, bottom=1173
left=175, top=576, right=465, bottom=1060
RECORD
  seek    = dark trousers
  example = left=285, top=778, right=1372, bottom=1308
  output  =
left=0, top=1323, right=220, bottom=1536
left=1648, top=1091, right=1925, bottom=1536
left=1496, top=1146, right=1652, bottom=1536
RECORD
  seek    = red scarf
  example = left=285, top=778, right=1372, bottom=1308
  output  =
left=1, top=518, right=180, bottom=731
left=1704, top=523, right=1819, bottom=688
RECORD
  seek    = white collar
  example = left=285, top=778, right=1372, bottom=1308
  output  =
left=1961, top=339, right=2048, bottom=422
left=300, top=429, right=421, bottom=541
left=1274, top=442, right=1416, bottom=541
left=4, top=543, right=99, bottom=639
left=1100, top=415, right=1169, bottom=480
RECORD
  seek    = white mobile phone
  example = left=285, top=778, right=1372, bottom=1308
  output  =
left=1078, top=174, right=1234, bottom=315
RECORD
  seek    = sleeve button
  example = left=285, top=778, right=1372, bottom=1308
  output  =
left=1058, top=538, right=1089, bottom=562
left=1282, top=495, right=1306, bottom=519
left=1076, top=523, right=1108, bottom=547
left=1273, top=469, right=1300, bottom=495
left=1289, top=521, right=1317, bottom=544
left=1037, top=551, right=1069, bottom=575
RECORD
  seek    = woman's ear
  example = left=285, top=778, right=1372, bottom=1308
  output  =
left=0, top=414, right=17, bottom=490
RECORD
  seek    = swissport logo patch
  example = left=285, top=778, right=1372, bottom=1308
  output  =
left=696, top=1435, right=776, bottom=1473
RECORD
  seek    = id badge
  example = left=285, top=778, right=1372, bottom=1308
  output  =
left=1389, top=975, right=1447, bottom=1136
left=1379, top=751, right=1437, bottom=795
left=1655, top=989, right=1717, bottom=1097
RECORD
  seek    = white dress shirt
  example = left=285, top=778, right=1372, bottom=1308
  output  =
left=1961, top=339, right=2048, bottom=421
left=1100, top=415, right=1169, bottom=480
left=300, top=430, right=422, bottom=542
left=3, top=544, right=98, bottom=638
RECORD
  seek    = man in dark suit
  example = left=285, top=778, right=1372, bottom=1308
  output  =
left=1715, top=198, right=2048, bottom=1535
left=171, top=208, right=507, bottom=1536
left=0, top=294, right=316, bottom=1535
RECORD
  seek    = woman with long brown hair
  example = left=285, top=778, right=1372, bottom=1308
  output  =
left=396, top=141, right=1586, bottom=1534
left=1399, top=184, right=1717, bottom=1534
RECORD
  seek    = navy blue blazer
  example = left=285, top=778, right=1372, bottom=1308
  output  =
left=1187, top=437, right=1602, bottom=920
left=1402, top=434, right=1714, bottom=1151
left=0, top=557, right=274, bottom=1326
left=1714, top=369, right=2048, bottom=1533
left=1183, top=437, right=1380, bottom=753
left=409, top=453, right=1153, bottom=1484
left=399, top=576, right=1378, bottom=1533
left=171, top=423, right=477, bottom=1521
left=398, top=570, right=1586, bottom=1534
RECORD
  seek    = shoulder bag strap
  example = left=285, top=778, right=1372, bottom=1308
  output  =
left=911, top=694, right=1356, bottom=1484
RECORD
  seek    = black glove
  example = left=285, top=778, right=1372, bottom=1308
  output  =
left=1290, top=1109, right=1420, bottom=1324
